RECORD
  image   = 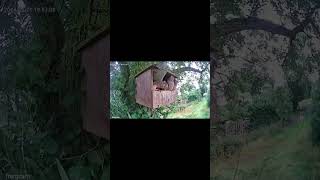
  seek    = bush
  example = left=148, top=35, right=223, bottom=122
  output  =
left=220, top=102, right=249, bottom=121
left=248, top=100, right=280, bottom=128
left=247, top=87, right=292, bottom=128
left=219, top=86, right=293, bottom=129
left=180, top=83, right=202, bottom=103
left=187, top=90, right=201, bottom=102
left=110, top=90, right=129, bottom=118
left=271, top=87, right=293, bottom=121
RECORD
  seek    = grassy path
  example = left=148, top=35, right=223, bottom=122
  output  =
left=167, top=99, right=209, bottom=118
left=211, top=120, right=320, bottom=180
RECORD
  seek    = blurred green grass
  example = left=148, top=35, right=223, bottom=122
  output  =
left=211, top=118, right=320, bottom=180
left=167, top=99, right=209, bottom=119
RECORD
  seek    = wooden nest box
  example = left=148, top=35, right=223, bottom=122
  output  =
left=77, top=26, right=109, bottom=139
left=135, top=65, right=178, bottom=109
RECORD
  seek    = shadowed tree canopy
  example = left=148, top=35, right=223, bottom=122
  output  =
left=211, top=0, right=320, bottom=123
left=0, top=0, right=110, bottom=179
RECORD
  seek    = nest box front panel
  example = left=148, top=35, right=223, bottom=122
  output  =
left=135, top=67, right=179, bottom=109
left=152, top=90, right=177, bottom=108
left=135, top=70, right=153, bottom=108
left=81, top=33, right=110, bottom=139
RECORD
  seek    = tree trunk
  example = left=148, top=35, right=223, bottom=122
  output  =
left=211, top=54, right=219, bottom=126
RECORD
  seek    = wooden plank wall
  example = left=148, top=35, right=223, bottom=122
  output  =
left=135, top=70, right=153, bottom=108
left=81, top=33, right=109, bottom=139
left=152, top=90, right=177, bottom=108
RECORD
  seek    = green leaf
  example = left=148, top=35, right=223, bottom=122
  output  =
left=69, top=0, right=89, bottom=10
left=68, top=165, right=91, bottom=180
left=25, top=157, right=46, bottom=179
left=103, top=143, right=110, bottom=155
left=56, top=159, right=70, bottom=180
left=42, top=137, right=58, bottom=155
left=87, top=151, right=103, bottom=165
left=29, top=40, right=43, bottom=52
left=100, top=166, right=110, bottom=180
left=62, top=94, right=77, bottom=107
left=31, top=133, right=48, bottom=145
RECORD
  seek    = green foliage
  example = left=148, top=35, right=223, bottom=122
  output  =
left=186, top=90, right=202, bottom=102
left=311, top=81, right=320, bottom=145
left=212, top=118, right=320, bottom=180
left=0, top=0, right=111, bottom=179
left=100, top=166, right=110, bottom=180
left=180, top=83, right=195, bottom=94
left=68, top=165, right=91, bottom=180
left=248, top=97, right=280, bottom=128
left=221, top=86, right=293, bottom=128
left=110, top=90, right=129, bottom=118
left=210, top=0, right=242, bottom=21
left=56, top=159, right=70, bottom=180
left=206, top=91, right=210, bottom=107
left=128, top=107, right=152, bottom=119
left=283, top=48, right=313, bottom=110
left=210, top=0, right=320, bottom=178
left=271, top=87, right=293, bottom=121
left=221, top=100, right=249, bottom=121
left=180, top=83, right=202, bottom=102
left=224, top=67, right=273, bottom=102
left=42, top=137, right=59, bottom=155
left=167, top=99, right=209, bottom=118
left=248, top=87, right=293, bottom=128
left=110, top=61, right=166, bottom=118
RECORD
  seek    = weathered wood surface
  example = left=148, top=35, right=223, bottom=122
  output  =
left=152, top=90, right=177, bottom=108
left=135, top=69, right=153, bottom=108
left=153, top=69, right=167, bottom=82
left=135, top=67, right=178, bottom=109
left=81, top=33, right=109, bottom=139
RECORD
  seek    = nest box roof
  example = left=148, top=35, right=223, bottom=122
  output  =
left=77, top=25, right=110, bottom=52
left=134, top=64, right=177, bottom=78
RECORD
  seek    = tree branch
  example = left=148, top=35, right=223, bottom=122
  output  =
left=211, top=17, right=292, bottom=38
left=173, top=67, right=203, bottom=74
left=211, top=4, right=320, bottom=41
left=289, top=5, right=320, bottom=39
